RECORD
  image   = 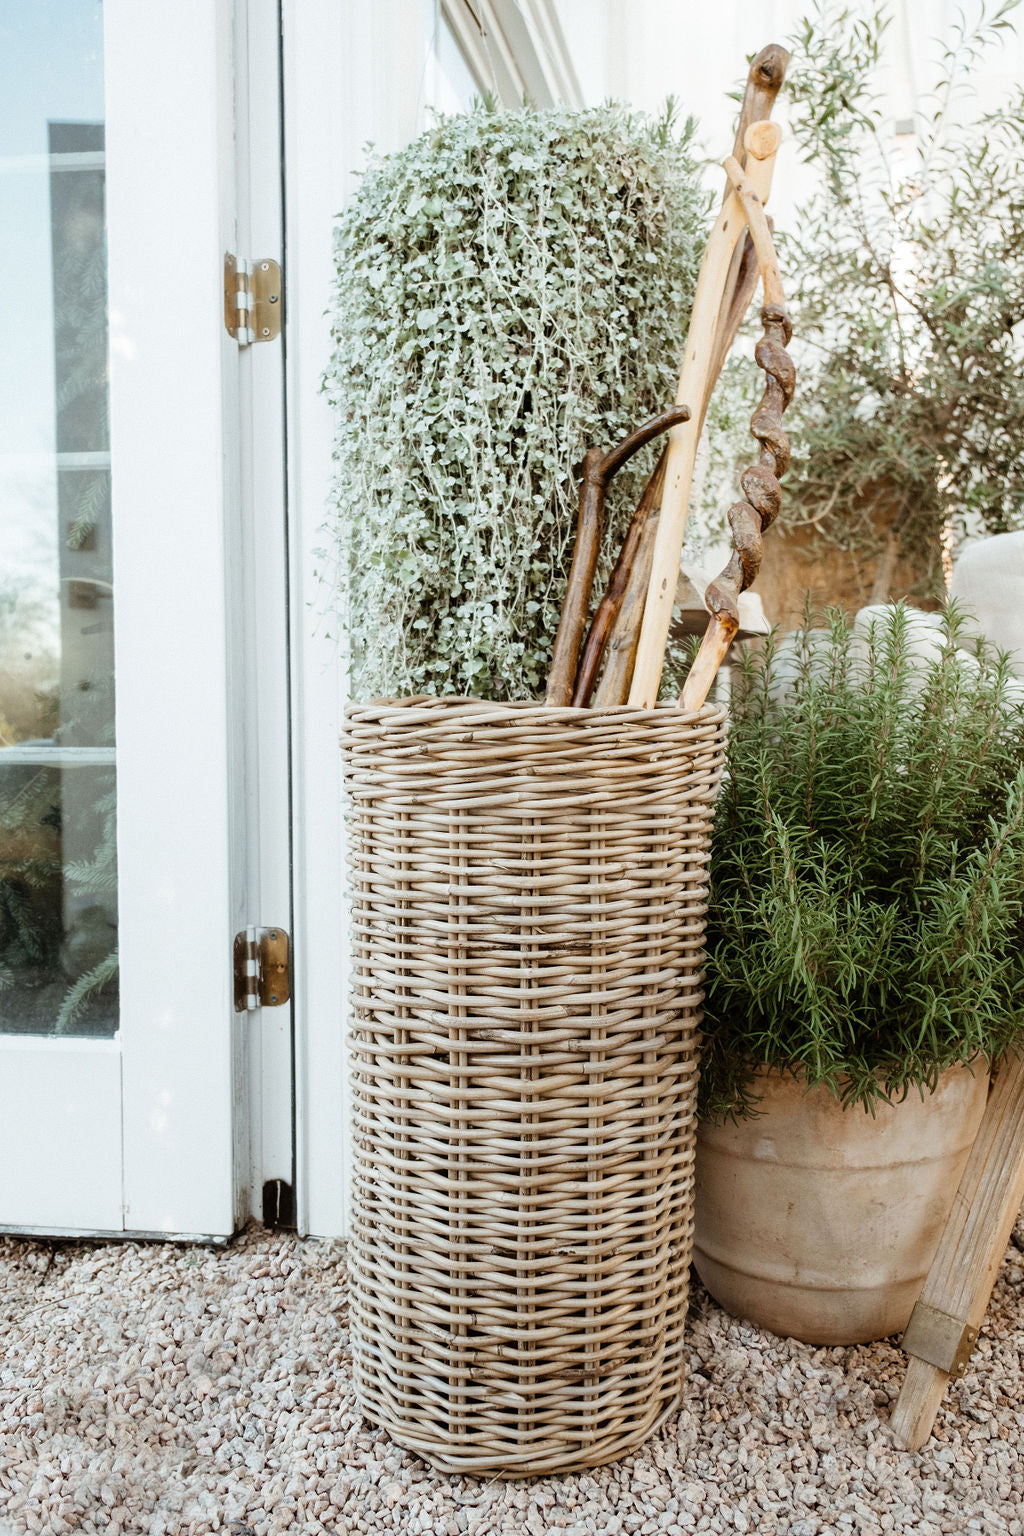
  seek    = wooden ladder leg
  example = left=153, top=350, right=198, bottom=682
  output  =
left=890, top=1051, right=1024, bottom=1450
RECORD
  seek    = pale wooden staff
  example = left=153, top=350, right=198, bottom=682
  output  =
left=627, top=118, right=783, bottom=709
left=680, top=153, right=793, bottom=712
left=890, top=1051, right=1024, bottom=1450
left=588, top=233, right=761, bottom=709
left=580, top=48, right=788, bottom=709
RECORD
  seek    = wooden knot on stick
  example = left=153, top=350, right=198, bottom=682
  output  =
left=679, top=152, right=795, bottom=713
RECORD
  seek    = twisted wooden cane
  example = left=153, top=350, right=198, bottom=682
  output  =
left=679, top=157, right=795, bottom=712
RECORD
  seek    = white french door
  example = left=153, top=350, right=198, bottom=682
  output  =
left=0, top=0, right=581, bottom=1240
left=0, top=0, right=291, bottom=1237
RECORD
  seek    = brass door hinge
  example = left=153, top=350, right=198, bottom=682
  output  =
left=234, top=925, right=291, bottom=1012
left=224, top=254, right=282, bottom=345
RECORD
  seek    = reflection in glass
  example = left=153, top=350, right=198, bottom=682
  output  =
left=0, top=2, right=118, bottom=1037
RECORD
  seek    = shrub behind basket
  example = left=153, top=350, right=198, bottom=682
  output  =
left=325, top=103, right=707, bottom=701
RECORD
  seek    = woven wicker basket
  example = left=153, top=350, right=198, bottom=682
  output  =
left=342, top=697, right=726, bottom=1474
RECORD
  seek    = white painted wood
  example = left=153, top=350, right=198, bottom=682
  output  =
left=0, top=1039, right=122, bottom=1232
left=281, top=0, right=364, bottom=1241
left=283, top=0, right=457, bottom=1237
left=231, top=0, right=295, bottom=1226
left=106, top=0, right=239, bottom=1236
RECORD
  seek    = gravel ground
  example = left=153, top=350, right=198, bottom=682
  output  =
left=1, top=1219, right=1023, bottom=1536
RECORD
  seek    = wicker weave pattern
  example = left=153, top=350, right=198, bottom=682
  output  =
left=342, top=699, right=726, bottom=1474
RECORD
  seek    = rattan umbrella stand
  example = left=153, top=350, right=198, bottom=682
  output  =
left=342, top=696, right=727, bottom=1475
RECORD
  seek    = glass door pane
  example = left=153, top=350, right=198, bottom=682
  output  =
left=0, top=1, right=117, bottom=1038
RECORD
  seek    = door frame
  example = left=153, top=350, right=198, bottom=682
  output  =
left=110, top=0, right=295, bottom=1238
left=4, top=0, right=584, bottom=1241
left=280, top=0, right=581, bottom=1237
left=106, top=0, right=251, bottom=1237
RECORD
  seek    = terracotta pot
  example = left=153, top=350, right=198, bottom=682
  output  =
left=693, top=1063, right=989, bottom=1344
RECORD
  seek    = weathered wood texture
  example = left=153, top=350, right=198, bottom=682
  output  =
left=572, top=449, right=668, bottom=706
left=890, top=1052, right=1024, bottom=1451
left=590, top=491, right=663, bottom=706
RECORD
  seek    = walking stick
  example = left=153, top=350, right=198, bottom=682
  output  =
left=545, top=406, right=690, bottom=705
left=544, top=44, right=790, bottom=709
left=573, top=449, right=668, bottom=707
left=680, top=154, right=795, bottom=712
left=628, top=119, right=784, bottom=708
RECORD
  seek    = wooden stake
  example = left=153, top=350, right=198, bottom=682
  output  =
left=628, top=121, right=783, bottom=709
left=890, top=1051, right=1024, bottom=1451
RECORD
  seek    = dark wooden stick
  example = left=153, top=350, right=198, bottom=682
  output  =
left=545, top=406, right=690, bottom=706
left=573, top=449, right=669, bottom=707
left=592, top=482, right=665, bottom=707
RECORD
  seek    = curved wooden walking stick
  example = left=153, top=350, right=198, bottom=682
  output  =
left=680, top=156, right=795, bottom=713
left=545, top=405, right=690, bottom=706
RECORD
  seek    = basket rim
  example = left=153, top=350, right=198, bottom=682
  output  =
left=344, top=695, right=727, bottom=725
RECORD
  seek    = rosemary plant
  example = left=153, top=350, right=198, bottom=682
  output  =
left=325, top=102, right=707, bottom=700
left=700, top=603, right=1024, bottom=1119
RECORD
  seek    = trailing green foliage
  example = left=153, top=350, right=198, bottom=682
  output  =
left=325, top=102, right=707, bottom=700
left=700, top=603, right=1024, bottom=1119
left=777, top=1, right=1024, bottom=570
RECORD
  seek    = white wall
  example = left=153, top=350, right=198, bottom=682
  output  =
left=555, top=0, right=1024, bottom=228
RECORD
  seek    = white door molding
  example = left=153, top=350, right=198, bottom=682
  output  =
left=106, top=0, right=240, bottom=1236
left=442, top=0, right=583, bottom=107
